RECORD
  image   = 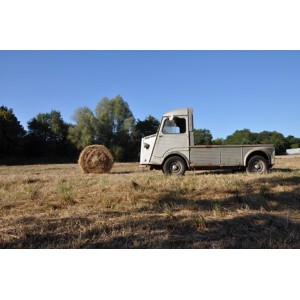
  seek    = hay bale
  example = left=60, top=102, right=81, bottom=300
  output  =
left=78, top=145, right=114, bottom=174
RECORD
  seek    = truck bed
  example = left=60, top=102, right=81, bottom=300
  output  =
left=189, top=144, right=274, bottom=167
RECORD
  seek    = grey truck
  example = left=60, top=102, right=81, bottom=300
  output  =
left=140, top=108, right=275, bottom=175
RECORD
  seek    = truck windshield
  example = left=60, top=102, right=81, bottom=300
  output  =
left=162, top=117, right=186, bottom=134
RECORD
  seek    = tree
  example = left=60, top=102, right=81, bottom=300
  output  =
left=68, top=107, right=98, bottom=150
left=286, top=135, right=300, bottom=149
left=95, top=96, right=135, bottom=146
left=133, top=115, right=160, bottom=139
left=224, top=129, right=258, bottom=145
left=257, top=131, right=287, bottom=154
left=212, top=138, right=225, bottom=145
left=194, top=129, right=213, bottom=145
left=26, top=110, right=73, bottom=157
left=95, top=95, right=135, bottom=160
left=0, top=106, right=25, bottom=157
left=224, top=129, right=288, bottom=154
left=70, top=95, right=136, bottom=161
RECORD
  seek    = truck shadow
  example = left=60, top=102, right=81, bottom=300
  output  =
left=191, top=167, right=297, bottom=176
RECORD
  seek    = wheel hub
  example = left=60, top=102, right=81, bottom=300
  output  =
left=171, top=163, right=180, bottom=172
left=253, top=162, right=262, bottom=171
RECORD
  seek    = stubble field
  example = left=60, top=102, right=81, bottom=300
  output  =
left=0, top=155, right=300, bottom=248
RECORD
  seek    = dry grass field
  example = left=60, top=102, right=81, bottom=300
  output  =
left=1, top=155, right=300, bottom=248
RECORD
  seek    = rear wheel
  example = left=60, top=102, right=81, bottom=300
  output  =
left=246, top=155, right=269, bottom=174
left=163, top=156, right=187, bottom=176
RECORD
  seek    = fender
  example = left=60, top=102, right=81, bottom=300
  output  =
left=161, top=150, right=190, bottom=168
left=243, top=147, right=272, bottom=166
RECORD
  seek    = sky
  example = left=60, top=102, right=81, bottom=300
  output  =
left=1, top=50, right=300, bottom=139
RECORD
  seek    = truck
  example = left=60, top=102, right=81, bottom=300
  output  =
left=140, top=108, right=275, bottom=175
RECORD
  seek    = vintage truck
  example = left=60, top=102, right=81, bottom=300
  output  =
left=140, top=108, right=275, bottom=175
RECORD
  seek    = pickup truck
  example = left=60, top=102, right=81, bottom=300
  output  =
left=140, top=108, right=275, bottom=175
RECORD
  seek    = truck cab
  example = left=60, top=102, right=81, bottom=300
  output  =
left=140, top=108, right=275, bottom=175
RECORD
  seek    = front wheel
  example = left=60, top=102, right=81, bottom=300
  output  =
left=163, top=156, right=187, bottom=176
left=246, top=155, right=269, bottom=174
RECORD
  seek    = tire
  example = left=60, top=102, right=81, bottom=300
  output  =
left=163, top=156, right=187, bottom=176
left=246, top=155, right=269, bottom=174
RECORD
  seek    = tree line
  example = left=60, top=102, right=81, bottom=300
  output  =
left=1, top=95, right=299, bottom=164
left=0, top=96, right=160, bottom=163
left=194, top=128, right=300, bottom=154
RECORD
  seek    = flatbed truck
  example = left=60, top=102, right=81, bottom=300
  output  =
left=140, top=108, right=275, bottom=175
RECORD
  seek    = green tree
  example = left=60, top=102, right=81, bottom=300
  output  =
left=95, top=96, right=135, bottom=147
left=224, top=129, right=289, bottom=154
left=212, top=138, right=225, bottom=145
left=194, top=129, right=213, bottom=145
left=70, top=95, right=136, bottom=161
left=133, top=115, right=160, bottom=139
left=286, top=135, right=300, bottom=149
left=68, top=107, right=98, bottom=150
left=26, top=110, right=73, bottom=157
left=257, top=131, right=287, bottom=154
left=225, top=129, right=258, bottom=145
left=94, top=97, right=114, bottom=147
left=0, top=106, right=25, bottom=157
left=95, top=95, right=135, bottom=160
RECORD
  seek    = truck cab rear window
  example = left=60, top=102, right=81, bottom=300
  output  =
left=162, top=117, right=186, bottom=134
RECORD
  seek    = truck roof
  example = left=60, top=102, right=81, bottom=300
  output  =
left=163, top=108, right=193, bottom=117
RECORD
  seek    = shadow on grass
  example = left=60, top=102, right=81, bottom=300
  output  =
left=1, top=175, right=300, bottom=249
left=109, top=212, right=300, bottom=249
left=2, top=212, right=298, bottom=249
left=110, top=171, right=136, bottom=175
left=143, top=174, right=300, bottom=213
left=191, top=167, right=299, bottom=176
left=271, top=168, right=295, bottom=173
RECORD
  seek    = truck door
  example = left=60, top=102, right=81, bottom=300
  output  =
left=151, top=116, right=189, bottom=159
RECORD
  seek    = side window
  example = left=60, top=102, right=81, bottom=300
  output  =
left=162, top=117, right=186, bottom=134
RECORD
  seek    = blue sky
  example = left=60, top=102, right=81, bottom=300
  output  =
left=1, top=50, right=299, bottom=139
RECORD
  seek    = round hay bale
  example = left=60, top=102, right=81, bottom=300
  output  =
left=78, top=145, right=114, bottom=174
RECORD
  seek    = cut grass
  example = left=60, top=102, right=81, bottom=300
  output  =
left=0, top=156, right=300, bottom=248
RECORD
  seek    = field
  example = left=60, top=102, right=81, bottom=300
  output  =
left=0, top=155, right=300, bottom=248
